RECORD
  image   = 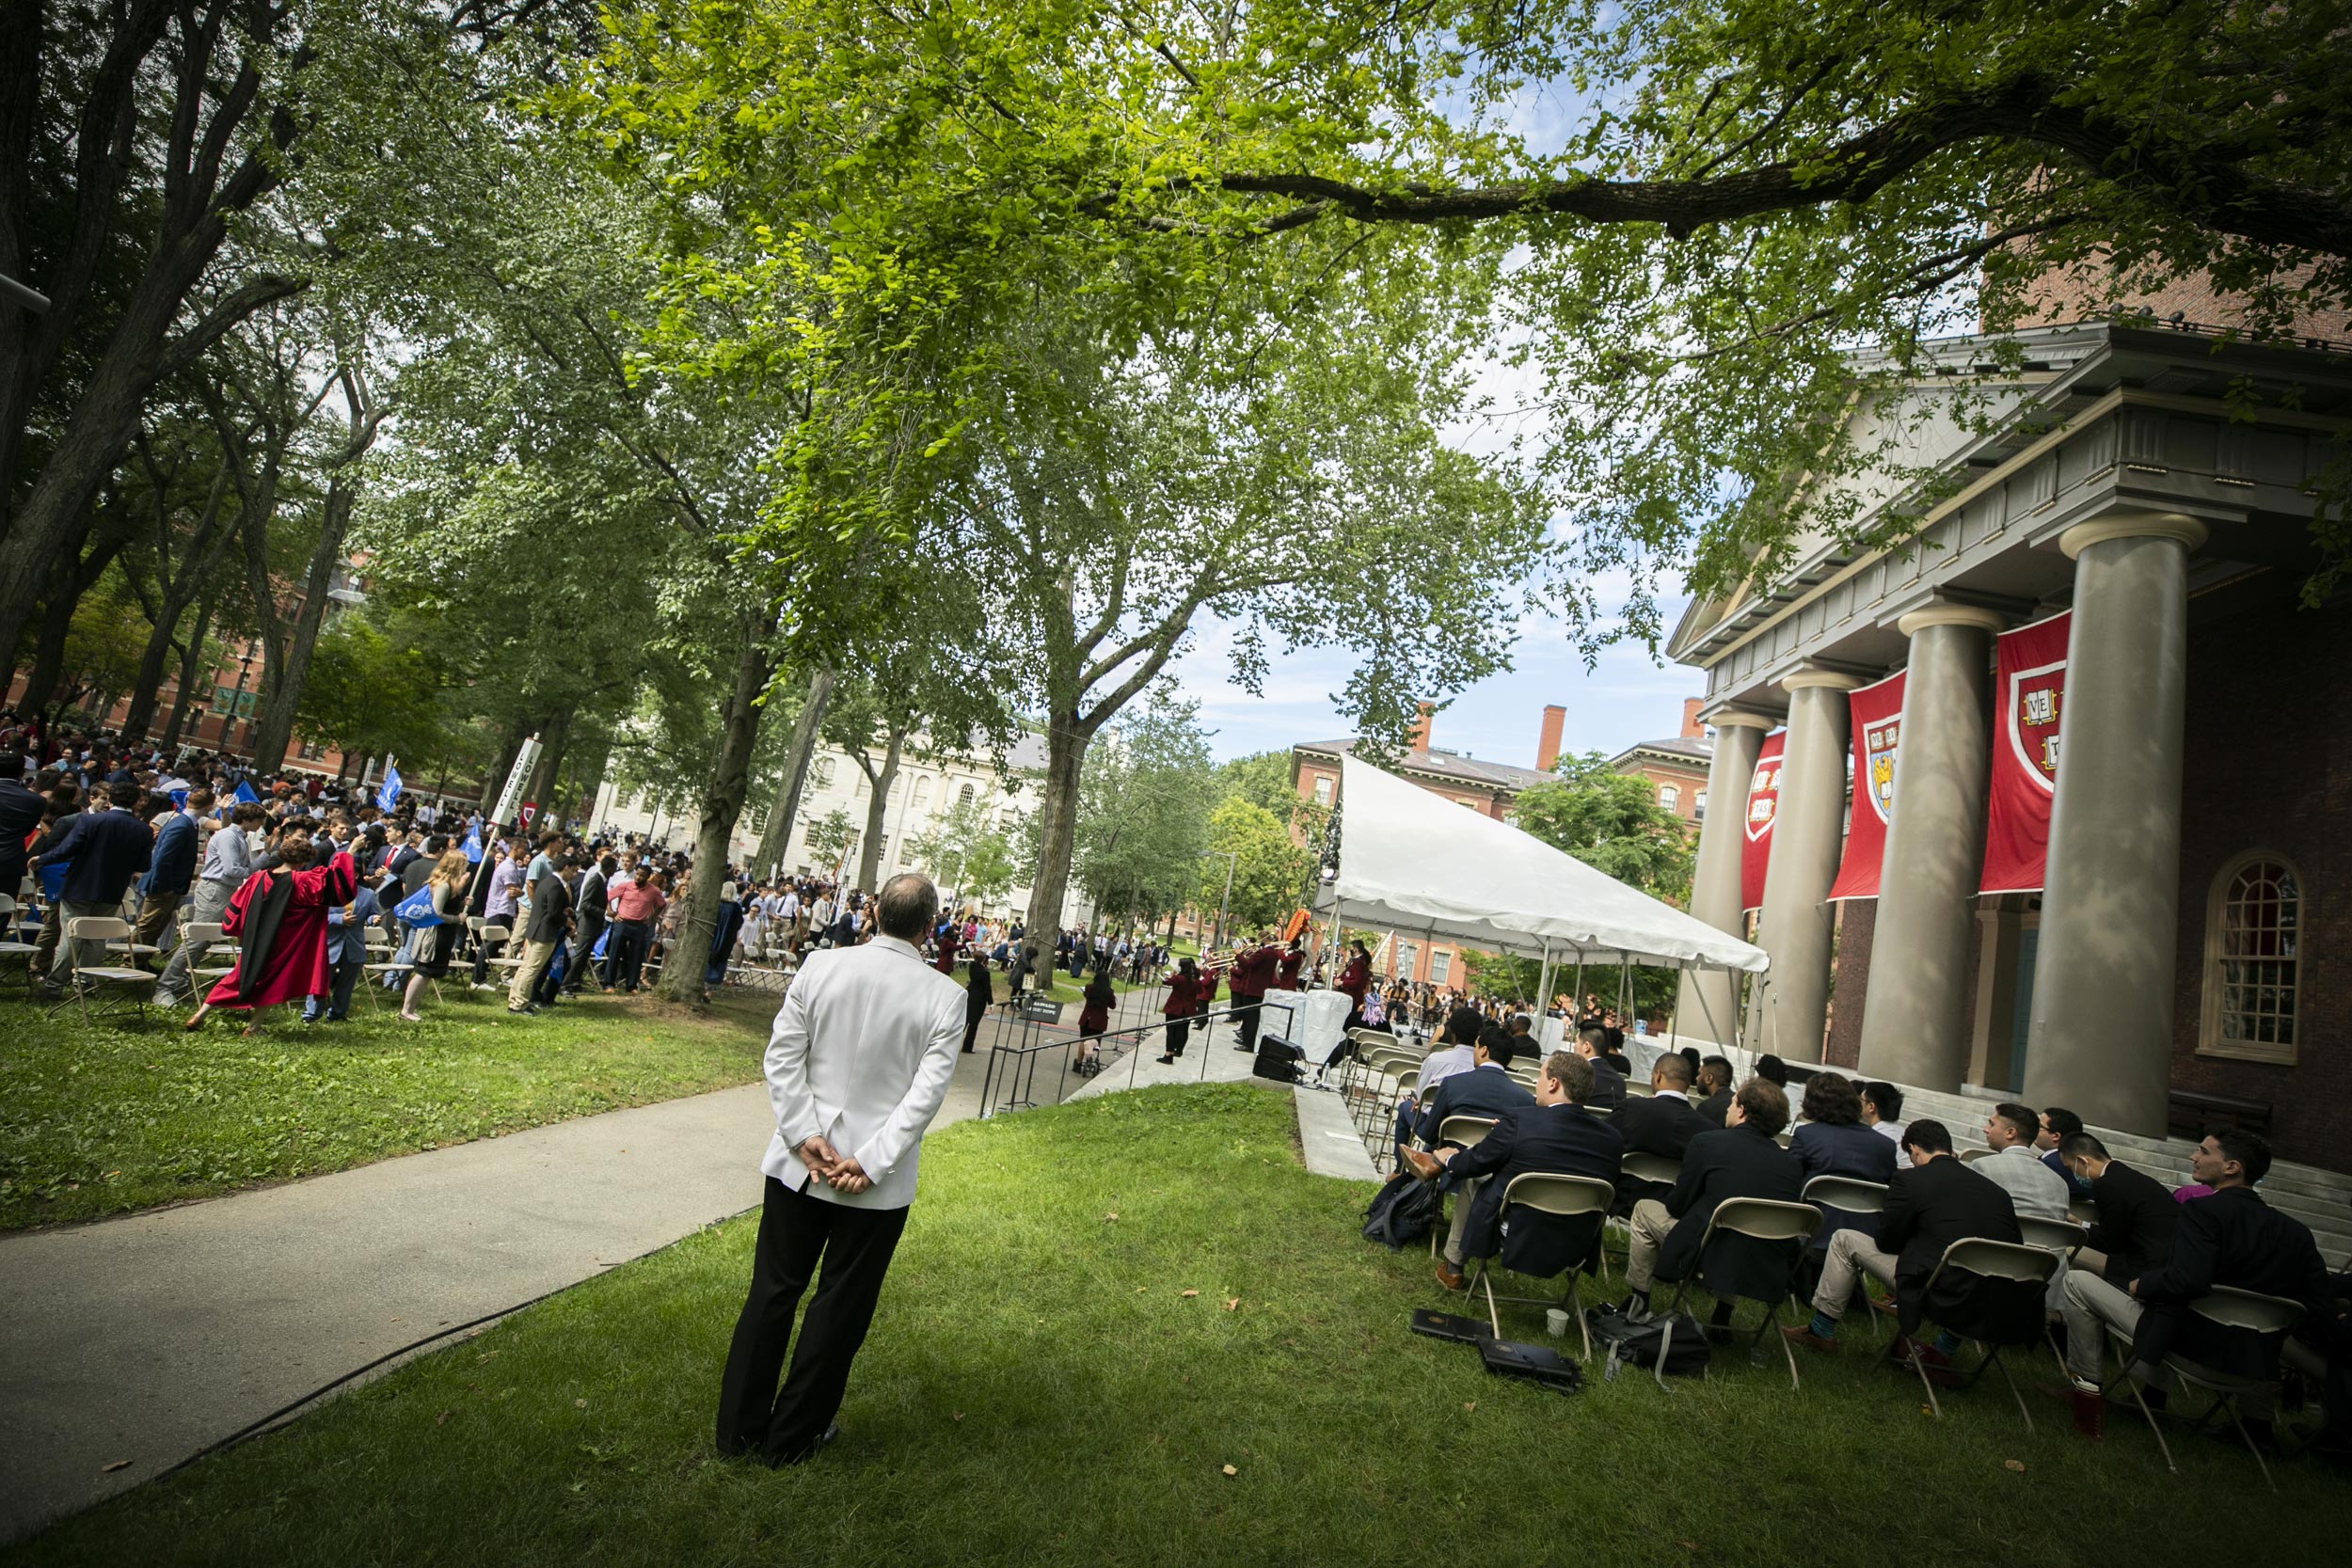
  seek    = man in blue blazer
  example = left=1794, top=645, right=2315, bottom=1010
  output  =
left=133, top=790, right=204, bottom=967
left=1408, top=1025, right=1534, bottom=1152
left=303, top=880, right=382, bottom=1023
left=32, top=780, right=152, bottom=996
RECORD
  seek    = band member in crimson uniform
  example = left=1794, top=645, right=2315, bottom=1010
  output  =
left=184, top=831, right=358, bottom=1034
left=1227, top=932, right=1283, bottom=1054
left=1337, top=939, right=1372, bottom=1029
left=1276, top=936, right=1306, bottom=991
left=1157, top=957, right=1204, bottom=1062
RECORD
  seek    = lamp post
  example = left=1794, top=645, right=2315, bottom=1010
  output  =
left=1200, top=848, right=1237, bottom=956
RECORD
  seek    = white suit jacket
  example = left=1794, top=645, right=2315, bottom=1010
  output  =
left=761, top=934, right=967, bottom=1210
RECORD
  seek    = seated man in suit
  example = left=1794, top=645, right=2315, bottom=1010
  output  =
left=1572, top=1025, right=1627, bottom=1111
left=2061, top=1128, right=2334, bottom=1444
left=1404, top=1052, right=1623, bottom=1291
left=1610, top=1051, right=1706, bottom=1213
left=1783, top=1118, right=2019, bottom=1383
left=2055, top=1131, right=2177, bottom=1286
left=1790, top=1070, right=1899, bottom=1253
left=1622, top=1077, right=1802, bottom=1327
left=1977, top=1101, right=2073, bottom=1222
left=1406, top=1025, right=1534, bottom=1159
left=1692, top=1055, right=1735, bottom=1127
left=1387, top=1006, right=1485, bottom=1149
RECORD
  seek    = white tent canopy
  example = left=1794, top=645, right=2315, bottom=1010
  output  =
left=1320, top=754, right=1769, bottom=975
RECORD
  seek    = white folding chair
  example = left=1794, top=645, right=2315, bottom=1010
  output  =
left=1464, top=1173, right=1617, bottom=1359
left=52, top=916, right=154, bottom=1022
left=1661, top=1197, right=1822, bottom=1393
left=1903, top=1238, right=2058, bottom=1430
left=1801, top=1176, right=1894, bottom=1340
left=1430, top=1115, right=1501, bottom=1258
left=0, top=894, right=37, bottom=994
left=181, top=921, right=236, bottom=990
left=2110, top=1287, right=2307, bottom=1492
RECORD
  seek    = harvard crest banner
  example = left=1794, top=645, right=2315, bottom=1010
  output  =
left=1740, top=731, right=1786, bottom=913
left=1828, top=672, right=1905, bottom=901
left=1979, top=610, right=2071, bottom=894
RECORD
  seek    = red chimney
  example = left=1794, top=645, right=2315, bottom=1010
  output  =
left=1406, top=701, right=1435, bottom=752
left=1681, top=698, right=1705, bottom=738
left=1536, top=704, right=1565, bottom=772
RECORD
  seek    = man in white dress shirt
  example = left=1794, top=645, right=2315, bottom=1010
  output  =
left=717, top=872, right=967, bottom=1465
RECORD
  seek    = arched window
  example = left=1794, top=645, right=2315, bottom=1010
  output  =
left=958, top=782, right=976, bottom=810
left=1658, top=784, right=1679, bottom=811
left=911, top=775, right=934, bottom=816
left=2201, top=853, right=2301, bottom=1064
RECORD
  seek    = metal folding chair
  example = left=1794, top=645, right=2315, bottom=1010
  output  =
left=1903, top=1238, right=2058, bottom=1429
left=1661, top=1197, right=1821, bottom=1393
left=0, top=894, right=37, bottom=995
left=51, top=916, right=154, bottom=1022
left=2109, top=1287, right=2306, bottom=1492
left=1464, top=1174, right=1616, bottom=1359
left=1801, top=1175, right=1893, bottom=1341
left=1430, top=1115, right=1501, bottom=1258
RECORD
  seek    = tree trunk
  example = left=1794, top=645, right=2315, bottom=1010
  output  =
left=520, top=705, right=572, bottom=832
left=657, top=609, right=777, bottom=1004
left=754, top=662, right=835, bottom=875
left=1019, top=714, right=1089, bottom=960
left=158, top=584, right=219, bottom=753
left=854, top=722, right=906, bottom=894
left=246, top=469, right=358, bottom=774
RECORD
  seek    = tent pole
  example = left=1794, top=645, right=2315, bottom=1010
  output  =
left=1534, top=938, right=1553, bottom=1038
left=1570, top=955, right=1585, bottom=1027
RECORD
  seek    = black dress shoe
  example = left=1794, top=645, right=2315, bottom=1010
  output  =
left=771, top=1422, right=840, bottom=1467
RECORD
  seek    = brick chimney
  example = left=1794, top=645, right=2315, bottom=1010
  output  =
left=1681, top=698, right=1705, bottom=738
left=1406, top=700, right=1435, bottom=752
left=1536, top=704, right=1565, bottom=772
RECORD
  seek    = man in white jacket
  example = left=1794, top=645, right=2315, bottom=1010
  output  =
left=717, top=872, right=966, bottom=1465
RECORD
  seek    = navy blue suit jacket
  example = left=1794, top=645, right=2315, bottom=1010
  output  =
left=42, top=808, right=152, bottom=905
left=140, top=812, right=199, bottom=896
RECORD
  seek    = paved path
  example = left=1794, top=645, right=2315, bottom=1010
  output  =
left=0, top=989, right=1375, bottom=1544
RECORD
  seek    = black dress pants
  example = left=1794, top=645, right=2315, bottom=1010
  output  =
left=717, top=1176, right=910, bottom=1464
left=1233, top=992, right=1263, bottom=1053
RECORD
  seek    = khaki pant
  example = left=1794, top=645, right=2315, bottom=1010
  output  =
left=2062, top=1268, right=2141, bottom=1384
left=1626, top=1198, right=1677, bottom=1292
left=131, top=888, right=183, bottom=961
left=508, top=938, right=559, bottom=1007
left=154, top=879, right=236, bottom=1002
left=1812, top=1229, right=1900, bottom=1322
left=44, top=899, right=119, bottom=991
left=1441, top=1175, right=1486, bottom=1268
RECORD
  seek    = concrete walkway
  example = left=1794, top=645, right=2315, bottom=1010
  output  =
left=0, top=991, right=1374, bottom=1544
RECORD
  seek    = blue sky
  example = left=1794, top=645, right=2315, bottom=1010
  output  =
left=1171, top=607, right=1702, bottom=766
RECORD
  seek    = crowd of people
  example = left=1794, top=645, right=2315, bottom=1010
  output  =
left=1368, top=1008, right=2350, bottom=1463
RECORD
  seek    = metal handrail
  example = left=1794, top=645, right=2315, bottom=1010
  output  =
left=975, top=994, right=1292, bottom=1120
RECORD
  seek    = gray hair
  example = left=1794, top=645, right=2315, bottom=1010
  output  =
left=875, top=873, right=938, bottom=940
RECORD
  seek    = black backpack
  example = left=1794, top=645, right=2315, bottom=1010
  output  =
left=1360, top=1172, right=1439, bottom=1250
left=1585, top=1307, right=1712, bottom=1383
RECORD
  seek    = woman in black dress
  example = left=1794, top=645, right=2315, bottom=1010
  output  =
left=961, top=953, right=993, bottom=1053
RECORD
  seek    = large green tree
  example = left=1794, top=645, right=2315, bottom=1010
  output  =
left=1508, top=751, right=1699, bottom=1015
left=1070, top=691, right=1217, bottom=931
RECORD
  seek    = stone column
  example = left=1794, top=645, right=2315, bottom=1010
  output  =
left=1856, top=603, right=2006, bottom=1089
left=1674, top=709, right=1774, bottom=1045
left=2024, top=513, right=2205, bottom=1135
left=1748, top=668, right=1861, bottom=1060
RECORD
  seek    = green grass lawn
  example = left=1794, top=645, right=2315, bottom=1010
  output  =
left=12, top=1083, right=2337, bottom=1567
left=0, top=985, right=774, bottom=1231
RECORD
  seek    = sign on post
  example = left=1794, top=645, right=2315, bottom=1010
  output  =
left=1020, top=996, right=1065, bottom=1024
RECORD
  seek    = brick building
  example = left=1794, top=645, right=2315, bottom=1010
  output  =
left=1603, top=698, right=1713, bottom=825
left=1666, top=316, right=2350, bottom=1175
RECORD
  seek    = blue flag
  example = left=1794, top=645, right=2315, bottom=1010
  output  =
left=231, top=780, right=259, bottom=805
left=376, top=762, right=403, bottom=813
left=461, top=821, right=483, bottom=863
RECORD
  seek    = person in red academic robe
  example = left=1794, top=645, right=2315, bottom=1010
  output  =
left=1337, top=941, right=1372, bottom=1028
left=184, top=832, right=358, bottom=1034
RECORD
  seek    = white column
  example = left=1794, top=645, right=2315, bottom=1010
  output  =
left=2023, top=513, right=2205, bottom=1135
left=1856, top=603, right=2005, bottom=1088
left=1749, top=668, right=1861, bottom=1059
left=1674, top=709, right=1774, bottom=1045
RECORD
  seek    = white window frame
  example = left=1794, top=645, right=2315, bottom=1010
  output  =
left=2198, top=849, right=2302, bottom=1065
left=1658, top=784, right=1679, bottom=811
left=1429, top=950, right=1451, bottom=984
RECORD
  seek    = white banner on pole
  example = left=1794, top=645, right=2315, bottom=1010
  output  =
left=491, top=736, right=541, bottom=831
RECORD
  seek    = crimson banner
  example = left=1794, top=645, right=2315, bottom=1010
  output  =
left=1740, top=731, right=1786, bottom=913
left=1979, top=610, right=2071, bottom=894
left=1829, top=672, right=1906, bottom=901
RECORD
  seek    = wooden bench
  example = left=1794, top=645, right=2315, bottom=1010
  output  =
left=2167, top=1088, right=2273, bottom=1142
